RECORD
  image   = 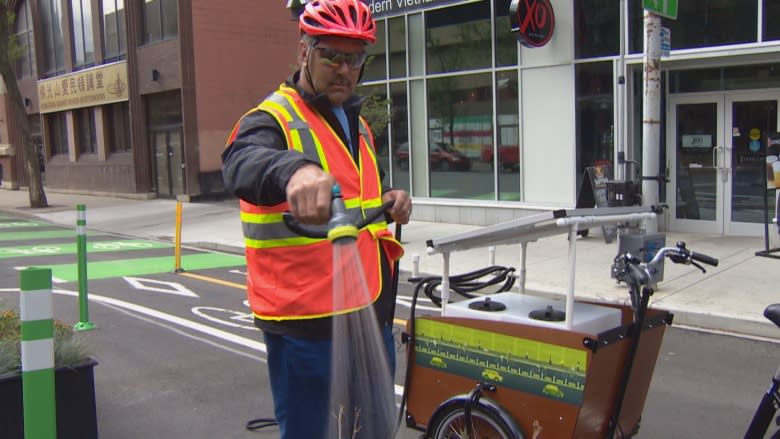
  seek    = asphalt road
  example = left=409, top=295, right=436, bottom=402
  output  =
left=1, top=213, right=778, bottom=438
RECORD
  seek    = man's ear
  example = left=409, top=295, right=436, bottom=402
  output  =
left=298, top=40, right=309, bottom=68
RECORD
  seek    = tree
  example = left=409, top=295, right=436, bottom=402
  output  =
left=0, top=0, right=47, bottom=207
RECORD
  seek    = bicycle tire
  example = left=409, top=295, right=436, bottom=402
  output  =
left=426, top=397, right=525, bottom=439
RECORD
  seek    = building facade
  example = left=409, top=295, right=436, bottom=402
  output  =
left=357, top=0, right=780, bottom=237
left=1, top=0, right=779, bottom=237
left=0, top=0, right=297, bottom=199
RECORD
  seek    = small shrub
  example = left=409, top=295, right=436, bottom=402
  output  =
left=0, top=304, right=92, bottom=376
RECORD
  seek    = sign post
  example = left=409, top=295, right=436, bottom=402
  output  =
left=642, top=0, right=678, bottom=19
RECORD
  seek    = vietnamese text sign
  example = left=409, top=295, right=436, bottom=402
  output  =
left=37, top=61, right=128, bottom=114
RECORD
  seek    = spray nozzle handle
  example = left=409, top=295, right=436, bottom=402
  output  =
left=281, top=184, right=395, bottom=240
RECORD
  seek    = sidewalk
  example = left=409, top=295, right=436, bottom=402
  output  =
left=2, top=187, right=778, bottom=339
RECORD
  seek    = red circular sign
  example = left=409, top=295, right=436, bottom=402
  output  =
left=509, top=0, right=556, bottom=48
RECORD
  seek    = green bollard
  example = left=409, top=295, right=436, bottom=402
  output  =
left=20, top=267, right=57, bottom=439
left=74, top=204, right=95, bottom=331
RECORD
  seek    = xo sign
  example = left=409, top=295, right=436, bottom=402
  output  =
left=509, top=0, right=555, bottom=48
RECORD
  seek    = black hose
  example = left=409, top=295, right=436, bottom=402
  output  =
left=282, top=200, right=395, bottom=239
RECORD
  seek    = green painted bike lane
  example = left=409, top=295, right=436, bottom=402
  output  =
left=23, top=253, right=245, bottom=282
left=0, top=239, right=172, bottom=259
left=0, top=217, right=245, bottom=280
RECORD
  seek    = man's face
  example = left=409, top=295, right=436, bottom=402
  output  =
left=299, top=36, right=367, bottom=107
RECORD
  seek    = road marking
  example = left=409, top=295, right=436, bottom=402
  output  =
left=18, top=253, right=245, bottom=282
left=0, top=287, right=408, bottom=397
left=182, top=270, right=412, bottom=327
left=0, top=230, right=106, bottom=241
left=0, top=221, right=46, bottom=228
left=124, top=277, right=199, bottom=298
left=0, top=240, right=170, bottom=259
left=179, top=271, right=246, bottom=290
left=192, top=306, right=256, bottom=330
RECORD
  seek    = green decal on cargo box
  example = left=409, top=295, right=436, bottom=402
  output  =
left=414, top=318, right=587, bottom=405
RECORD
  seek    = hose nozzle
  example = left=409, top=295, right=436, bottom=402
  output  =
left=327, top=184, right=358, bottom=245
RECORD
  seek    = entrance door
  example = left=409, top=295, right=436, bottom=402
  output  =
left=152, top=128, right=186, bottom=197
left=668, top=92, right=779, bottom=235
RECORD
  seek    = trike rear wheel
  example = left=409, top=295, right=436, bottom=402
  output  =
left=426, top=398, right=524, bottom=439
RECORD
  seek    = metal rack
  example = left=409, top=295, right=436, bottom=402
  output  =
left=426, top=205, right=660, bottom=330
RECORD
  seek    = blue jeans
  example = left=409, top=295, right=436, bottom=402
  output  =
left=263, top=325, right=396, bottom=439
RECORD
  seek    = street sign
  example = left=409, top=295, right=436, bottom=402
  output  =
left=660, top=27, right=671, bottom=57
left=643, top=0, right=678, bottom=20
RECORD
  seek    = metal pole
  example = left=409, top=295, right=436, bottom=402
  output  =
left=642, top=11, right=662, bottom=233
left=74, top=204, right=94, bottom=331
left=20, top=267, right=57, bottom=439
left=174, top=200, right=184, bottom=273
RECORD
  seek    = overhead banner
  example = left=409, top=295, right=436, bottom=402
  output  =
left=365, top=0, right=480, bottom=18
left=37, top=61, right=129, bottom=114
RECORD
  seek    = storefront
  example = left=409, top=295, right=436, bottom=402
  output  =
left=1, top=0, right=295, bottom=199
left=355, top=0, right=780, bottom=236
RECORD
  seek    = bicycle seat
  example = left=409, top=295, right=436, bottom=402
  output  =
left=764, top=304, right=780, bottom=329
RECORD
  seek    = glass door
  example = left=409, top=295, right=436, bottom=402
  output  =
left=725, top=93, right=779, bottom=235
left=667, top=95, right=724, bottom=233
left=668, top=92, right=779, bottom=235
left=152, top=128, right=185, bottom=197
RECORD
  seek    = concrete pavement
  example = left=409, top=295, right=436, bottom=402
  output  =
left=1, top=187, right=779, bottom=339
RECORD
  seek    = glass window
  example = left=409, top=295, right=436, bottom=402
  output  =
left=39, top=0, right=65, bottom=76
left=48, top=113, right=69, bottom=156
left=670, top=63, right=780, bottom=93
left=356, top=84, right=389, bottom=163
left=13, top=0, right=35, bottom=79
left=765, top=0, right=780, bottom=41
left=76, top=108, right=97, bottom=155
left=494, top=0, right=517, bottom=67
left=629, top=0, right=757, bottom=53
left=575, top=62, right=614, bottom=188
left=363, top=20, right=386, bottom=82
left=426, top=0, right=492, bottom=74
left=388, top=17, right=406, bottom=79
left=143, top=0, right=178, bottom=44
left=390, top=81, right=410, bottom=192
left=427, top=73, right=494, bottom=200
left=103, top=0, right=127, bottom=61
left=496, top=70, right=520, bottom=200
left=574, top=0, right=619, bottom=59
left=71, top=0, right=95, bottom=68
left=107, top=103, right=131, bottom=153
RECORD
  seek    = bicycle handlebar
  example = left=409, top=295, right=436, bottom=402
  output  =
left=645, top=241, right=719, bottom=268
left=690, top=251, right=719, bottom=267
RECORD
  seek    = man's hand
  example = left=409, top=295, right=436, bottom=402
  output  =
left=286, top=164, right=335, bottom=224
left=382, top=189, right=412, bottom=225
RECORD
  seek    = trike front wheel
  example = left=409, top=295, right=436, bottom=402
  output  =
left=426, top=397, right=524, bottom=439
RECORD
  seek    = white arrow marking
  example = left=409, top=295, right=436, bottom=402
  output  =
left=124, top=276, right=199, bottom=298
left=229, top=269, right=247, bottom=276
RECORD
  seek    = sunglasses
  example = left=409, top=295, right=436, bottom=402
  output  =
left=314, top=46, right=368, bottom=69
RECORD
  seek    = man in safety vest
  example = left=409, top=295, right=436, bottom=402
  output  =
left=221, top=1, right=411, bottom=437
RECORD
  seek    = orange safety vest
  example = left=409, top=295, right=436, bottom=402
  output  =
left=231, top=84, right=403, bottom=321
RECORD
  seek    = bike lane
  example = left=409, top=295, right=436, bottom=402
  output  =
left=0, top=213, right=426, bottom=438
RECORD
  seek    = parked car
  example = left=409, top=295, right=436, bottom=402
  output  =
left=481, top=144, right=519, bottom=171
left=394, top=142, right=472, bottom=171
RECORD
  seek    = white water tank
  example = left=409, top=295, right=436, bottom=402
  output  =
left=443, top=292, right=622, bottom=335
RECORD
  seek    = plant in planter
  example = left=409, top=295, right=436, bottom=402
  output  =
left=0, top=300, right=99, bottom=439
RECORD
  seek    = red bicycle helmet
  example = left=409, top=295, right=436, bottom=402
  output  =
left=299, top=0, right=376, bottom=44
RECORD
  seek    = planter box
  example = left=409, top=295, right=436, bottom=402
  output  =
left=0, top=359, right=98, bottom=439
